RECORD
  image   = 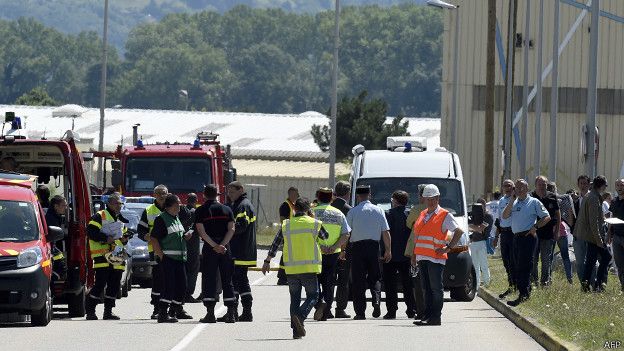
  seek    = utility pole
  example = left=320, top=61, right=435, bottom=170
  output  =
left=97, top=0, right=109, bottom=187
left=328, top=0, right=340, bottom=188
left=503, top=0, right=517, bottom=181
left=520, top=0, right=530, bottom=180
left=586, top=0, right=600, bottom=178
left=549, top=0, right=560, bottom=181
left=533, top=0, right=544, bottom=178
left=484, top=0, right=496, bottom=197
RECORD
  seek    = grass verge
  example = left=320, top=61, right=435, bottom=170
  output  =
left=485, top=257, right=624, bottom=351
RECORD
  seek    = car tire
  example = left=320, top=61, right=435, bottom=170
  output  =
left=31, top=288, right=52, bottom=327
left=450, top=267, right=477, bottom=302
left=67, top=288, right=86, bottom=318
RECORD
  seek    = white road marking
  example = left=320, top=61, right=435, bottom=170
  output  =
left=169, top=272, right=272, bottom=351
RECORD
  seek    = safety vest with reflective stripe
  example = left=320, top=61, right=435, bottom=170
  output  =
left=144, top=204, right=162, bottom=253
left=312, top=204, right=343, bottom=254
left=88, top=210, right=126, bottom=270
left=413, top=208, right=449, bottom=261
left=281, top=216, right=323, bottom=275
left=159, top=211, right=187, bottom=262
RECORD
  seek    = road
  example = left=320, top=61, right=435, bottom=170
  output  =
left=1, top=250, right=544, bottom=351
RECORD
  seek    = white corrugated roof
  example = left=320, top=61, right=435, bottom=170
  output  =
left=0, top=105, right=440, bottom=159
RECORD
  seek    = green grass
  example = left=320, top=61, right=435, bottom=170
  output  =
left=485, top=257, right=624, bottom=351
left=257, top=225, right=279, bottom=247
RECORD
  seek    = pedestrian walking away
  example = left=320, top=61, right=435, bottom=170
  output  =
left=311, top=187, right=350, bottom=321
left=137, top=184, right=169, bottom=319
left=195, top=185, right=237, bottom=323
left=347, top=185, right=392, bottom=320
left=502, top=179, right=551, bottom=307
left=262, top=197, right=331, bottom=339
left=494, top=179, right=517, bottom=298
left=150, top=194, right=194, bottom=323
left=227, top=181, right=257, bottom=322
left=277, top=186, right=299, bottom=286
left=85, top=193, right=129, bottom=320
left=331, top=180, right=354, bottom=319
left=411, top=184, right=465, bottom=326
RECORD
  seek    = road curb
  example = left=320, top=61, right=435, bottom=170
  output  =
left=478, top=287, right=580, bottom=351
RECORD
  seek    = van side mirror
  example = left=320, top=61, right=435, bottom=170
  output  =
left=46, top=226, right=65, bottom=243
left=111, top=169, right=122, bottom=188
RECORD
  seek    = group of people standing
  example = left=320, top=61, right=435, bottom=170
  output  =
left=494, top=175, right=624, bottom=308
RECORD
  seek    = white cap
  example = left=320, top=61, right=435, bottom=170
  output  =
left=422, top=184, right=440, bottom=198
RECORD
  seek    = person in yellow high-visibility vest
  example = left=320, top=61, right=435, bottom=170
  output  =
left=311, top=187, right=350, bottom=321
left=262, top=197, right=331, bottom=339
left=86, top=193, right=129, bottom=320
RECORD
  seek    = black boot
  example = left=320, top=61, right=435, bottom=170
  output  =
left=103, top=300, right=120, bottom=320
left=223, top=306, right=237, bottom=323
left=174, top=304, right=193, bottom=320
left=150, top=305, right=159, bottom=320
left=158, top=303, right=178, bottom=323
left=85, top=296, right=98, bottom=320
left=199, top=305, right=216, bottom=323
left=217, top=304, right=236, bottom=322
left=334, top=309, right=351, bottom=319
left=239, top=307, right=253, bottom=322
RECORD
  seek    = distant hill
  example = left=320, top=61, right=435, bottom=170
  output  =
left=0, top=0, right=425, bottom=49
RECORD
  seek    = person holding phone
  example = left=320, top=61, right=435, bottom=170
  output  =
left=502, top=179, right=551, bottom=307
left=195, top=184, right=237, bottom=323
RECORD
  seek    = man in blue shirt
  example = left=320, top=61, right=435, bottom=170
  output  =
left=502, top=179, right=551, bottom=307
left=494, top=179, right=515, bottom=298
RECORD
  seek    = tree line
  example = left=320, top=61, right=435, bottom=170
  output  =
left=1, top=4, right=442, bottom=116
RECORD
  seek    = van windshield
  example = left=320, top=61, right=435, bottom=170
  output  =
left=0, top=200, right=40, bottom=242
left=356, top=177, right=465, bottom=216
left=125, top=157, right=212, bottom=193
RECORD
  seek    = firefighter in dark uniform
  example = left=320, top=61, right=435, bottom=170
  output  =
left=45, top=195, right=68, bottom=282
left=277, top=187, right=299, bottom=285
left=150, top=194, right=194, bottom=323
left=183, top=193, right=201, bottom=303
left=195, top=185, right=237, bottom=323
left=85, top=193, right=129, bottom=320
left=137, top=184, right=168, bottom=319
left=227, top=181, right=257, bottom=322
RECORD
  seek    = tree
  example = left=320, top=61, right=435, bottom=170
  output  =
left=311, top=91, right=409, bottom=160
left=14, top=87, right=57, bottom=106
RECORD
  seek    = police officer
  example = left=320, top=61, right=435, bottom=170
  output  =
left=86, top=193, right=129, bottom=320
left=347, top=185, right=391, bottom=320
left=150, top=194, right=193, bottom=323
left=227, top=181, right=257, bottom=322
left=494, top=179, right=516, bottom=298
left=195, top=185, right=237, bottom=323
left=502, top=179, right=551, bottom=307
left=138, top=184, right=168, bottom=319
left=262, top=197, right=331, bottom=339
left=312, top=187, right=350, bottom=321
left=277, top=187, right=299, bottom=285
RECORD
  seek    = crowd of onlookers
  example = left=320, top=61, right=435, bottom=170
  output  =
left=470, top=175, right=624, bottom=306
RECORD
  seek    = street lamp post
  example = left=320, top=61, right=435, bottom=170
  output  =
left=328, top=0, right=340, bottom=188
left=427, top=0, right=459, bottom=153
left=97, top=0, right=109, bottom=187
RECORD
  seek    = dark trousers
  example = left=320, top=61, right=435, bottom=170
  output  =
left=88, top=266, right=122, bottom=309
left=383, top=261, right=416, bottom=315
left=583, top=242, right=612, bottom=288
left=412, top=270, right=426, bottom=317
left=531, top=238, right=556, bottom=286
left=277, top=256, right=287, bottom=282
left=160, top=256, right=187, bottom=306
left=185, top=245, right=200, bottom=298
left=233, top=265, right=253, bottom=308
left=335, top=243, right=352, bottom=311
left=150, top=252, right=163, bottom=306
left=350, top=240, right=382, bottom=316
left=318, top=252, right=340, bottom=307
left=513, top=232, right=537, bottom=298
left=500, top=229, right=516, bottom=288
left=288, top=273, right=319, bottom=325
left=418, top=260, right=444, bottom=321
left=201, top=246, right=236, bottom=307
left=613, top=235, right=624, bottom=289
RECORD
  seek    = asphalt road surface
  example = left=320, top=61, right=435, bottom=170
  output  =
left=1, top=250, right=544, bottom=351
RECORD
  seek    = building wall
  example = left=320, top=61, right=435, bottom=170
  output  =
left=441, top=0, right=624, bottom=199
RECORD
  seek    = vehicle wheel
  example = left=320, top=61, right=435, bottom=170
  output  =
left=31, top=288, right=52, bottom=326
left=450, top=267, right=477, bottom=302
left=67, top=288, right=86, bottom=318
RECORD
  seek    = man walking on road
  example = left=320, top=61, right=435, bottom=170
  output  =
left=502, top=180, right=551, bottom=307
left=347, top=185, right=391, bottom=320
left=411, top=184, right=464, bottom=326
left=331, top=180, right=353, bottom=318
left=262, top=197, right=331, bottom=339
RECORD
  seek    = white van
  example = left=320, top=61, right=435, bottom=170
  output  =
left=350, top=137, right=476, bottom=301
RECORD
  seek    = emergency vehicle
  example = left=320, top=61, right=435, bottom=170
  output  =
left=0, top=112, right=93, bottom=317
left=0, top=172, right=65, bottom=326
left=350, top=137, right=477, bottom=301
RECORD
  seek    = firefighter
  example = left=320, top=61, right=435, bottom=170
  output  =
left=85, top=193, right=129, bottom=320
left=46, top=195, right=68, bottom=282
left=150, top=194, right=194, bottom=323
left=277, top=187, right=299, bottom=285
left=138, top=184, right=168, bottom=319
left=226, top=181, right=257, bottom=322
